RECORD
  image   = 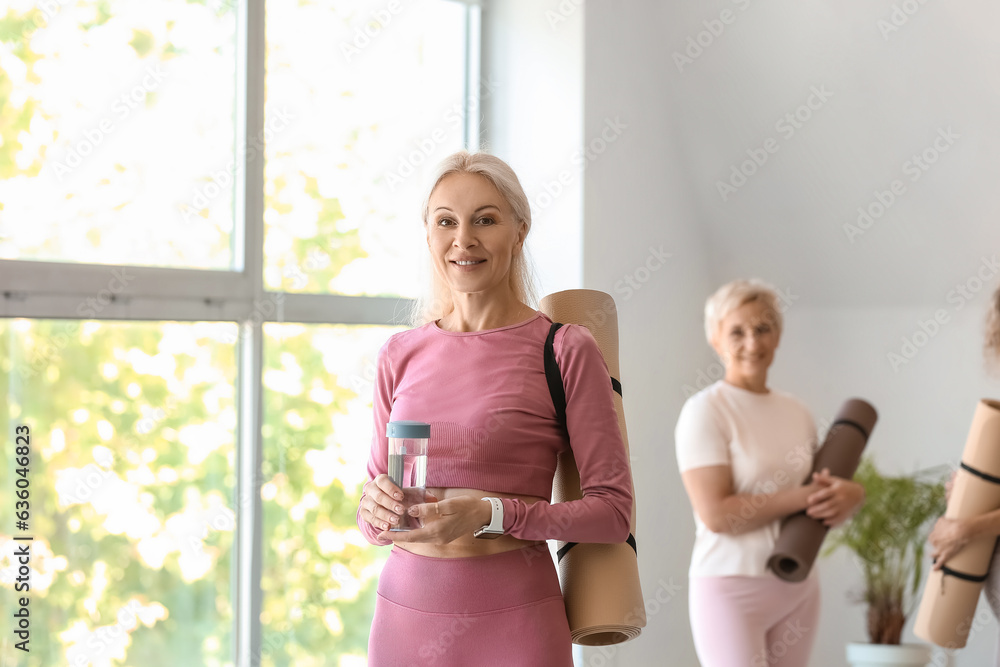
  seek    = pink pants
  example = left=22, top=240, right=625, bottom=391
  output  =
left=689, top=575, right=820, bottom=667
left=368, top=545, right=573, bottom=667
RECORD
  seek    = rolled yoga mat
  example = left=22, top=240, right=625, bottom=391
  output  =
left=915, top=398, right=1000, bottom=649
left=539, top=289, right=645, bottom=645
left=767, top=399, right=878, bottom=582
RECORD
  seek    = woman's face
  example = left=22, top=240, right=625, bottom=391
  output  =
left=426, top=172, right=525, bottom=300
left=711, top=299, right=781, bottom=378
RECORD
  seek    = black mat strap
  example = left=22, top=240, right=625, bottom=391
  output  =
left=546, top=322, right=634, bottom=564
left=544, top=323, right=567, bottom=425
left=935, top=560, right=989, bottom=583
left=831, top=418, right=869, bottom=441
left=961, top=461, right=1000, bottom=486
left=557, top=533, right=637, bottom=563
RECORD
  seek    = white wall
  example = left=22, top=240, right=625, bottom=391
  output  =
left=774, top=302, right=1000, bottom=667
left=577, top=0, right=1000, bottom=666
left=581, top=2, right=714, bottom=666
left=485, top=0, right=999, bottom=664
left=481, top=0, right=583, bottom=298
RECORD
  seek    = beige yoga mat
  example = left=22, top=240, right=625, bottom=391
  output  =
left=767, top=399, right=877, bottom=582
left=915, top=399, right=1000, bottom=649
left=540, top=289, right=645, bottom=646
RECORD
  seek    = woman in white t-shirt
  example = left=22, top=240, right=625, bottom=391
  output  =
left=675, top=279, right=865, bottom=667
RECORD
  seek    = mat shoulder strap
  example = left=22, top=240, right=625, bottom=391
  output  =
left=543, top=321, right=637, bottom=560
left=544, top=322, right=567, bottom=427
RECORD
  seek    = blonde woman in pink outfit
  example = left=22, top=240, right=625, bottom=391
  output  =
left=355, top=151, right=633, bottom=666
left=675, top=279, right=865, bottom=667
left=928, top=282, right=1000, bottom=663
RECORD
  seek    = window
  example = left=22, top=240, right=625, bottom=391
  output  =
left=0, top=1, right=481, bottom=664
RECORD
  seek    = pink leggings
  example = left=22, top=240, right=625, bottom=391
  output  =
left=369, top=545, right=573, bottom=667
left=689, top=575, right=820, bottom=667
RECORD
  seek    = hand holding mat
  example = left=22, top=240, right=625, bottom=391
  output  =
left=539, top=289, right=645, bottom=646
left=915, top=399, right=1000, bottom=649
left=767, top=399, right=877, bottom=582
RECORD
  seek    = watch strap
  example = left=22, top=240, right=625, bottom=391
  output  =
left=473, top=497, right=504, bottom=538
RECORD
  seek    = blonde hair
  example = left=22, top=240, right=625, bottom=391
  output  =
left=411, top=151, right=537, bottom=325
left=986, top=282, right=1000, bottom=369
left=704, top=278, right=784, bottom=345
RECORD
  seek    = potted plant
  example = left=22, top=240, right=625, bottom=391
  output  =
left=824, top=457, right=948, bottom=667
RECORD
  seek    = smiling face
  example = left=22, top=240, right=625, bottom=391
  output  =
left=711, top=298, right=781, bottom=385
left=425, top=172, right=526, bottom=301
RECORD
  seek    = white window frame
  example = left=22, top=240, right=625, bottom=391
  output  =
left=0, top=1, right=483, bottom=664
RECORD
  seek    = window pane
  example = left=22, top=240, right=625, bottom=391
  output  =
left=264, top=0, right=470, bottom=297
left=0, top=1, right=237, bottom=269
left=260, top=323, right=402, bottom=667
left=0, top=319, right=237, bottom=666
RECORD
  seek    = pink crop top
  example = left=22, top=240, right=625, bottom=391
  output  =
left=356, top=311, right=633, bottom=546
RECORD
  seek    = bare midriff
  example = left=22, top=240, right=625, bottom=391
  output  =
left=393, top=487, right=548, bottom=558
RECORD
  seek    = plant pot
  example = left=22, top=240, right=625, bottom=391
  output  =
left=846, top=642, right=932, bottom=667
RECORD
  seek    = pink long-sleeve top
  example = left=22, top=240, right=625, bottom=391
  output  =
left=356, top=311, right=633, bottom=546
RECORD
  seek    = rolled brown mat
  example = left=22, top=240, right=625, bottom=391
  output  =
left=915, top=398, right=1000, bottom=649
left=539, top=289, right=645, bottom=645
left=767, top=399, right=878, bottom=582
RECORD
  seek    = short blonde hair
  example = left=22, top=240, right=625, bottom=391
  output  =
left=411, top=151, right=537, bottom=325
left=704, top=278, right=784, bottom=344
left=986, top=282, right=1000, bottom=368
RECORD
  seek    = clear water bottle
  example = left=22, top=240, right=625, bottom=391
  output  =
left=386, top=420, right=430, bottom=531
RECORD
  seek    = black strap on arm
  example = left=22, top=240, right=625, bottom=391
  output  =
left=544, top=322, right=636, bottom=562
left=961, top=461, right=1000, bottom=486
left=544, top=323, right=568, bottom=427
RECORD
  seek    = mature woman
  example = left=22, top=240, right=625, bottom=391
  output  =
left=928, top=282, right=1000, bottom=657
left=355, top=151, right=632, bottom=666
left=675, top=279, right=865, bottom=667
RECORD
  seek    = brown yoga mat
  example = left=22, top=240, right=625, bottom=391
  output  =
left=539, top=289, right=645, bottom=645
left=767, top=399, right=878, bottom=582
left=915, top=398, right=1000, bottom=649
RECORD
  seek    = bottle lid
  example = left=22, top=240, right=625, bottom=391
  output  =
left=386, top=420, right=431, bottom=439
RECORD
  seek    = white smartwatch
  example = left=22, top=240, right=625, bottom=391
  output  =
left=473, top=497, right=505, bottom=539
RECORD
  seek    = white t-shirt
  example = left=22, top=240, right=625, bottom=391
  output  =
left=675, top=381, right=819, bottom=578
